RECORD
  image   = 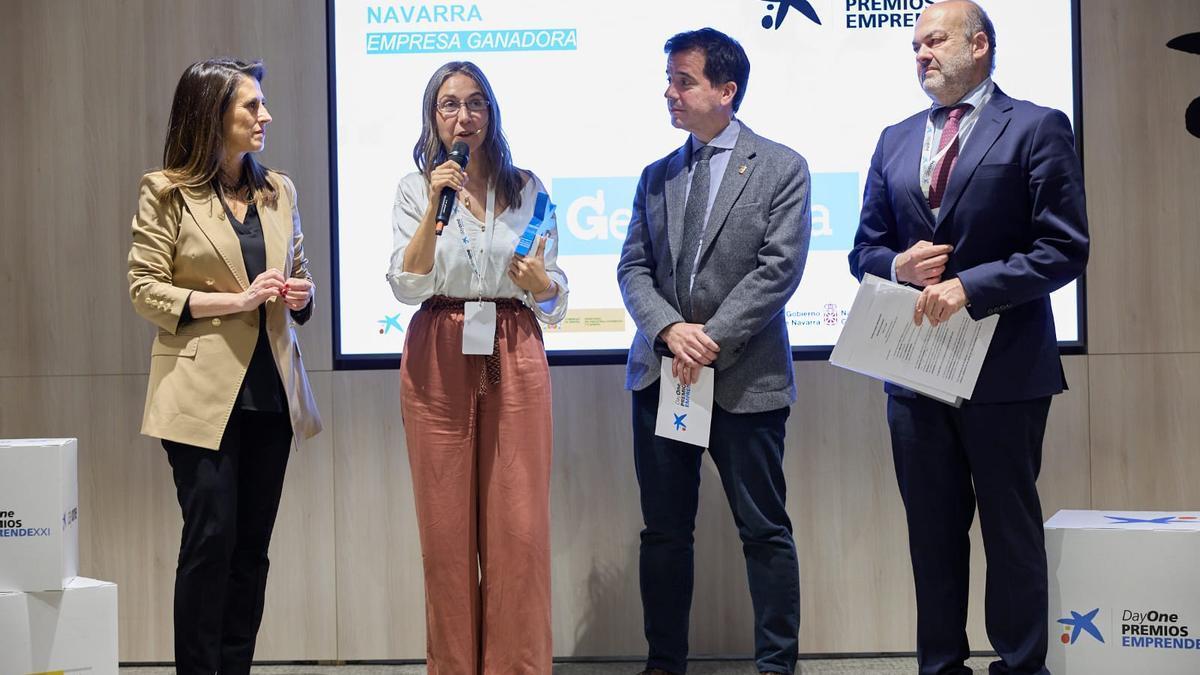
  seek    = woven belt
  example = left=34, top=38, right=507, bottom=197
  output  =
left=419, top=296, right=529, bottom=393
left=420, top=296, right=526, bottom=313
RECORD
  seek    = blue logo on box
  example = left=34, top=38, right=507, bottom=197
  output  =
left=552, top=177, right=637, bottom=256
left=1104, top=514, right=1199, bottom=524
left=809, top=172, right=860, bottom=251
left=1058, top=608, right=1104, bottom=645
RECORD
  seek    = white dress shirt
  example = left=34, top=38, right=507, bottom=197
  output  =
left=387, top=171, right=569, bottom=324
left=892, top=78, right=995, bottom=282
left=919, top=77, right=994, bottom=208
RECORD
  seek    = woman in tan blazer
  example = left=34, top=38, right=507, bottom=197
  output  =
left=127, top=58, right=321, bottom=675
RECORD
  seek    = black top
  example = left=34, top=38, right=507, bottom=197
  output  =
left=225, top=200, right=287, bottom=413
left=180, top=199, right=287, bottom=414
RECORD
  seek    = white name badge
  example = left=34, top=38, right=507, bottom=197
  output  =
left=462, top=301, right=497, bottom=355
left=654, top=358, right=715, bottom=448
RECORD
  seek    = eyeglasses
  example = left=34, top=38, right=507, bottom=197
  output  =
left=437, top=98, right=490, bottom=117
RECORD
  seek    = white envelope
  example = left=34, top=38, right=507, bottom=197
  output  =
left=654, top=358, right=714, bottom=448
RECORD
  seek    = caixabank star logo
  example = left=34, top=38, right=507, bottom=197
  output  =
left=1058, top=608, right=1104, bottom=646
left=378, top=313, right=404, bottom=335
left=1104, top=514, right=1199, bottom=525
left=759, top=0, right=822, bottom=30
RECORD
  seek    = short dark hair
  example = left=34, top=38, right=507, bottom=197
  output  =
left=962, top=2, right=997, bottom=73
left=664, top=27, right=751, bottom=112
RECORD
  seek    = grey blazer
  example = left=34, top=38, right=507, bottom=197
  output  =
left=617, top=122, right=811, bottom=414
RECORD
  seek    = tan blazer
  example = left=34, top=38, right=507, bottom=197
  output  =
left=128, top=170, right=323, bottom=450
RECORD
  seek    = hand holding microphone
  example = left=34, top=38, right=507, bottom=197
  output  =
left=432, top=141, right=471, bottom=236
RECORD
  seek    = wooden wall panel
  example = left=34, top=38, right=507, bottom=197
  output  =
left=0, top=374, right=178, bottom=659
left=1090, top=354, right=1200, bottom=510
left=0, top=371, right=336, bottom=661
left=1039, top=356, right=1094, bottom=520
left=0, top=1, right=125, bottom=378
left=332, top=369, right=426, bottom=659
left=0, top=0, right=330, bottom=378
left=325, top=358, right=1090, bottom=658
left=256, top=371, right=338, bottom=660
left=1082, top=0, right=1200, bottom=354
left=549, top=365, right=645, bottom=656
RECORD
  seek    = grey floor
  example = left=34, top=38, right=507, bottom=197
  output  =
left=119, top=657, right=994, bottom=674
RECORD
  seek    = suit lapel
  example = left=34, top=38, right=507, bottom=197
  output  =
left=180, top=185, right=249, bottom=289
left=695, top=129, right=756, bottom=267
left=935, top=89, right=1014, bottom=230
left=258, top=178, right=287, bottom=277
left=664, top=143, right=689, bottom=270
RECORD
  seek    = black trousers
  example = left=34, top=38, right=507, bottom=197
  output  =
left=633, top=380, right=800, bottom=675
left=887, top=394, right=1053, bottom=675
left=163, top=408, right=292, bottom=675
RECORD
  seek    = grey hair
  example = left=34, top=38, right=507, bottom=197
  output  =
left=962, top=1, right=997, bottom=73
left=412, top=61, right=523, bottom=211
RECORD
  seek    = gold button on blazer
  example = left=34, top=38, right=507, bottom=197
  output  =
left=128, top=171, right=323, bottom=450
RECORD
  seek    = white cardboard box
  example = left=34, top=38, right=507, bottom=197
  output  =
left=1046, top=510, right=1200, bottom=674
left=0, top=576, right=118, bottom=675
left=0, top=438, right=80, bottom=592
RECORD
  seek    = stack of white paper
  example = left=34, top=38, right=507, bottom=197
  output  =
left=830, top=274, right=998, bottom=406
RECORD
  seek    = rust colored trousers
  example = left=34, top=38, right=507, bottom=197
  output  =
left=400, top=298, right=553, bottom=674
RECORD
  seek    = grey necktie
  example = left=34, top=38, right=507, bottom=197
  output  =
left=675, top=144, right=722, bottom=320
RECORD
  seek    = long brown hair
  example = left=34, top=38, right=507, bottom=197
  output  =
left=413, top=61, right=523, bottom=211
left=159, top=59, right=277, bottom=204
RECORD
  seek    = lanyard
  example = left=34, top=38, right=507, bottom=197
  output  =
left=920, top=101, right=985, bottom=189
left=452, top=183, right=497, bottom=299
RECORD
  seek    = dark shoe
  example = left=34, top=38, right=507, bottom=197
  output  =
left=637, top=670, right=676, bottom=675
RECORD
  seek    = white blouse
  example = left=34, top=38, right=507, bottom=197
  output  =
left=387, top=171, right=569, bottom=324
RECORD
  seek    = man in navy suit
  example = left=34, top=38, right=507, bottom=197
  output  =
left=849, top=2, right=1089, bottom=674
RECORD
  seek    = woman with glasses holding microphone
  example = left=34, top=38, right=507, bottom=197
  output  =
left=386, top=61, right=568, bottom=673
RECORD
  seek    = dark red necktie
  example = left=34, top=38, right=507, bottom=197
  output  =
left=928, top=104, right=971, bottom=210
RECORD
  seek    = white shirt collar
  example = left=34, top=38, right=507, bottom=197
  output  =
left=933, top=77, right=993, bottom=116
left=690, top=118, right=741, bottom=154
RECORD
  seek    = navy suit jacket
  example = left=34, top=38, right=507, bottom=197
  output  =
left=849, top=86, right=1089, bottom=403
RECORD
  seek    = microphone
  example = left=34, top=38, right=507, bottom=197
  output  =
left=434, top=141, right=470, bottom=236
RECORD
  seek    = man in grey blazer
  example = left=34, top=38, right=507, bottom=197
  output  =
left=617, top=27, right=812, bottom=675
